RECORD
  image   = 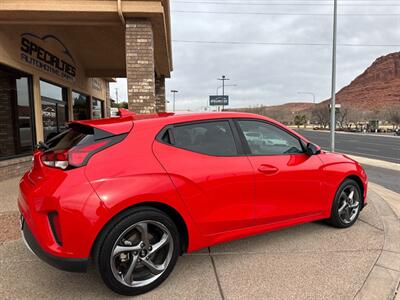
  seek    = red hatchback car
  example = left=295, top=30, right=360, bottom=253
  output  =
left=19, top=111, right=367, bottom=295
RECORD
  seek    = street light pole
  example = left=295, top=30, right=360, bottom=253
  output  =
left=297, top=92, right=316, bottom=104
left=115, top=88, right=119, bottom=104
left=171, top=90, right=178, bottom=112
left=218, top=75, right=230, bottom=111
left=330, top=0, right=338, bottom=152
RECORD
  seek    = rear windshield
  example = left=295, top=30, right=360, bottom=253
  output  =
left=46, top=125, right=95, bottom=151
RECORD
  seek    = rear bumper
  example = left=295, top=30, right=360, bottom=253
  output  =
left=21, top=216, right=88, bottom=273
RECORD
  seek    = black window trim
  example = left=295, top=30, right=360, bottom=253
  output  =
left=232, top=118, right=307, bottom=157
left=155, top=118, right=245, bottom=157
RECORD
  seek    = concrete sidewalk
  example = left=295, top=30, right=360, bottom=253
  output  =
left=1, top=177, right=399, bottom=300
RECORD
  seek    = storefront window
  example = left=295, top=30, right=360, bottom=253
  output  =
left=92, top=98, right=105, bottom=119
left=73, top=91, right=90, bottom=120
left=0, top=65, right=34, bottom=159
left=40, top=80, right=68, bottom=141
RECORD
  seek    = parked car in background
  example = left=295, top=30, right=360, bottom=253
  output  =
left=19, top=111, right=368, bottom=296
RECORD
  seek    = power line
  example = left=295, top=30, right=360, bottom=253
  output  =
left=173, top=1, right=400, bottom=6
left=173, top=39, right=400, bottom=47
left=172, top=10, right=400, bottom=16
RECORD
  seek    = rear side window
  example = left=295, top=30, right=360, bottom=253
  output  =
left=169, top=121, right=238, bottom=156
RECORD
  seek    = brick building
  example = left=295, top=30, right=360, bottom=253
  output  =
left=0, top=0, right=173, bottom=179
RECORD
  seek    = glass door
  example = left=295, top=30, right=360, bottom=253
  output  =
left=40, top=80, right=68, bottom=141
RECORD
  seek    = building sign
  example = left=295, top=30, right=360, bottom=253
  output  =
left=20, top=33, right=76, bottom=82
left=209, top=95, right=229, bottom=106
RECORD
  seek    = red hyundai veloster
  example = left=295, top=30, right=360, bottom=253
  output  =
left=19, top=111, right=367, bottom=295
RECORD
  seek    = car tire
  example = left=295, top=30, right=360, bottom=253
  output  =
left=96, top=207, right=180, bottom=296
left=327, top=179, right=362, bottom=228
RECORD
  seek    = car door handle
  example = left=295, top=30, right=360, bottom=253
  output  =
left=258, top=165, right=279, bottom=175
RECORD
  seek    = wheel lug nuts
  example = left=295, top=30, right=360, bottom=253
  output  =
left=140, top=243, right=145, bottom=248
left=133, top=251, right=138, bottom=255
left=148, top=246, right=152, bottom=251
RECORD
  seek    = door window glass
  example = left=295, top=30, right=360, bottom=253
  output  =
left=171, top=121, right=238, bottom=156
left=0, top=65, right=34, bottom=159
left=92, top=98, right=104, bottom=119
left=40, top=80, right=68, bottom=141
left=40, top=80, right=64, bottom=101
left=72, top=91, right=90, bottom=120
left=238, top=120, right=304, bottom=155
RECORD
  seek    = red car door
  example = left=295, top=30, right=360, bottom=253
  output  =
left=236, top=119, right=324, bottom=225
left=153, top=120, right=255, bottom=235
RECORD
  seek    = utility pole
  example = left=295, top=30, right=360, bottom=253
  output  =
left=218, top=75, right=230, bottom=111
left=171, top=90, right=178, bottom=112
left=115, top=88, right=119, bottom=104
left=330, top=0, right=338, bottom=152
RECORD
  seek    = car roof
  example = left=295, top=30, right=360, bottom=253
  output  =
left=70, top=111, right=307, bottom=142
left=135, top=111, right=274, bottom=124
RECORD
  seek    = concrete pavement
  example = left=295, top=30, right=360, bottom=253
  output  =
left=1, top=176, right=400, bottom=299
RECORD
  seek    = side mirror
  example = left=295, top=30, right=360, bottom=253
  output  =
left=306, top=143, right=321, bottom=156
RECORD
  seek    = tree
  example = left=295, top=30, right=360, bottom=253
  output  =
left=294, top=115, right=307, bottom=128
left=337, top=107, right=349, bottom=129
left=387, top=106, right=400, bottom=129
left=312, top=106, right=330, bottom=128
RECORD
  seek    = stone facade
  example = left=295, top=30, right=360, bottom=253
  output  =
left=125, top=19, right=156, bottom=114
left=155, top=75, right=166, bottom=112
left=105, top=82, right=111, bottom=118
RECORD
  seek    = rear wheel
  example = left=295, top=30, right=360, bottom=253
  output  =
left=97, top=207, right=180, bottom=296
left=327, top=179, right=362, bottom=228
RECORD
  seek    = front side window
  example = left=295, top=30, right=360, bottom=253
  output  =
left=238, top=120, right=304, bottom=155
left=170, top=121, right=238, bottom=156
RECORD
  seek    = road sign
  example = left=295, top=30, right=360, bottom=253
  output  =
left=209, top=95, right=229, bottom=106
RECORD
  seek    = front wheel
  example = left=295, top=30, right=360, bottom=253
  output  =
left=97, top=207, right=180, bottom=296
left=327, top=179, right=362, bottom=228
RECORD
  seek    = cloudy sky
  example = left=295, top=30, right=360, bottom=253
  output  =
left=110, top=0, right=400, bottom=111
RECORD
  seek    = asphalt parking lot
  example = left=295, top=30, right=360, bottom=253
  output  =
left=296, top=130, right=400, bottom=164
left=1, top=177, right=400, bottom=300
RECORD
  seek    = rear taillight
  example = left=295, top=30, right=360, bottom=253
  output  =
left=41, top=135, right=125, bottom=170
left=41, top=150, right=69, bottom=169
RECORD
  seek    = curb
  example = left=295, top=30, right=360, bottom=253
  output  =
left=354, top=184, right=400, bottom=300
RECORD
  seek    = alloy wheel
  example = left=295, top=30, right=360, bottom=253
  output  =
left=337, top=185, right=360, bottom=224
left=110, top=220, right=174, bottom=287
